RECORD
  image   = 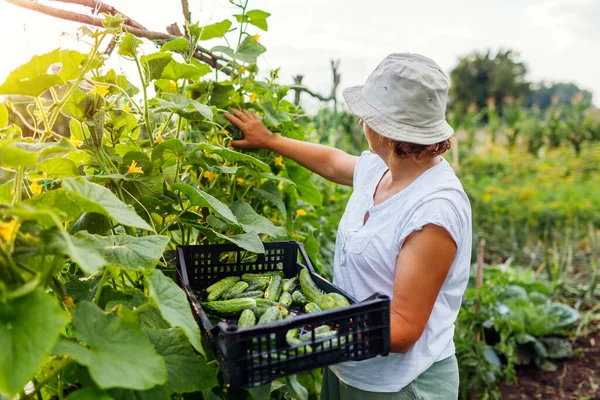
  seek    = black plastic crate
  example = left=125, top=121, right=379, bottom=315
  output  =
left=176, top=241, right=390, bottom=389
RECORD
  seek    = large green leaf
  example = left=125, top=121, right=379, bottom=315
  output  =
left=284, top=375, right=309, bottom=400
left=153, top=94, right=213, bottom=120
left=234, top=10, right=270, bottom=31
left=230, top=200, right=287, bottom=237
left=0, top=49, right=92, bottom=97
left=42, top=228, right=107, bottom=275
left=146, top=270, right=204, bottom=356
left=0, top=140, right=40, bottom=168
left=53, top=301, right=167, bottom=390
left=548, top=303, right=579, bottom=328
left=118, top=33, right=143, bottom=58
left=28, top=157, right=79, bottom=180
left=253, top=181, right=286, bottom=217
left=191, top=20, right=233, bottom=41
left=172, top=183, right=238, bottom=225
left=141, top=53, right=207, bottom=81
left=62, top=178, right=154, bottom=231
left=260, top=102, right=291, bottom=127
left=103, top=288, right=170, bottom=330
left=286, top=164, right=322, bottom=206
left=191, top=142, right=270, bottom=172
left=160, top=38, right=189, bottom=52
left=73, top=232, right=170, bottom=271
left=0, top=290, right=68, bottom=396
left=65, top=274, right=103, bottom=303
left=152, top=138, right=185, bottom=165
left=213, top=231, right=265, bottom=254
left=145, top=328, right=218, bottom=393
left=235, top=35, right=266, bottom=64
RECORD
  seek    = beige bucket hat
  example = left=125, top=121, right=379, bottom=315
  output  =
left=343, top=53, right=454, bottom=145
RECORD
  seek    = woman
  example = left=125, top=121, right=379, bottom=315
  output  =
left=225, top=53, right=472, bottom=400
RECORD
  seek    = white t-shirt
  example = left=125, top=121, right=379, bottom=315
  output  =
left=328, top=151, right=472, bottom=392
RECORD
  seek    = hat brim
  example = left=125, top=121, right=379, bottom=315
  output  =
left=342, top=85, right=454, bottom=145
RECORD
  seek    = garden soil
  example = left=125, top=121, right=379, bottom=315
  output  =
left=499, top=330, right=600, bottom=399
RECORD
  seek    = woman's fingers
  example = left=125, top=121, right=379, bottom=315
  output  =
left=224, top=112, right=243, bottom=127
left=232, top=108, right=248, bottom=121
left=229, top=139, right=251, bottom=148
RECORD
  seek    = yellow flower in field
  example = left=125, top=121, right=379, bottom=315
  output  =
left=269, top=217, right=277, bottom=223
left=249, top=93, right=257, bottom=102
left=203, top=171, right=218, bottom=180
left=274, top=155, right=284, bottom=167
left=30, top=181, right=42, bottom=196
left=236, top=177, right=245, bottom=184
left=253, top=34, right=260, bottom=41
left=155, top=135, right=164, bottom=144
left=127, top=160, right=144, bottom=175
left=482, top=193, right=492, bottom=203
left=296, top=209, right=307, bottom=217
left=63, top=296, right=74, bottom=308
left=0, top=219, right=18, bottom=242
left=122, top=102, right=132, bottom=113
left=238, top=66, right=246, bottom=74
left=168, top=81, right=177, bottom=91
left=90, top=84, right=110, bottom=98
left=223, top=129, right=230, bottom=135
left=69, top=136, right=83, bottom=148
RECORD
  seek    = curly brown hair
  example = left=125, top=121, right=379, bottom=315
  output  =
left=392, top=139, right=452, bottom=162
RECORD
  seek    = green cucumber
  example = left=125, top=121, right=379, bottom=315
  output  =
left=241, top=271, right=284, bottom=281
left=286, top=328, right=299, bottom=343
left=300, top=329, right=338, bottom=342
left=222, top=281, right=249, bottom=300
left=299, top=325, right=331, bottom=341
left=264, top=275, right=283, bottom=301
left=255, top=298, right=280, bottom=308
left=250, top=305, right=269, bottom=317
left=206, top=276, right=240, bottom=293
left=233, top=290, right=264, bottom=299
left=258, top=306, right=282, bottom=324
left=299, top=269, right=323, bottom=303
left=287, top=337, right=313, bottom=354
left=292, top=290, right=309, bottom=306
left=207, top=277, right=241, bottom=301
left=282, top=276, right=298, bottom=293
left=305, top=302, right=321, bottom=314
left=317, top=294, right=336, bottom=310
left=246, top=279, right=269, bottom=291
left=278, top=304, right=289, bottom=318
left=237, top=309, right=256, bottom=328
left=328, top=292, right=350, bottom=307
left=201, top=298, right=256, bottom=317
left=279, top=291, right=293, bottom=307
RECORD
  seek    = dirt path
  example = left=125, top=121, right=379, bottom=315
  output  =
left=499, top=331, right=600, bottom=399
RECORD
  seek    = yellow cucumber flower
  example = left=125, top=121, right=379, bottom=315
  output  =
left=274, top=155, right=284, bottom=167
left=90, top=84, right=110, bottom=98
left=296, top=209, right=307, bottom=217
left=0, top=219, right=18, bottom=242
left=30, top=181, right=42, bottom=196
left=127, top=160, right=144, bottom=174
left=203, top=171, right=218, bottom=180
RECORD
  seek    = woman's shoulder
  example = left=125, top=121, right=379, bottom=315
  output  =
left=353, top=151, right=386, bottom=188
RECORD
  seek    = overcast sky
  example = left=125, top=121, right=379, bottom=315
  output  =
left=1, top=0, right=599, bottom=113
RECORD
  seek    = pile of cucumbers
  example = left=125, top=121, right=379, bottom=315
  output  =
left=199, top=268, right=350, bottom=329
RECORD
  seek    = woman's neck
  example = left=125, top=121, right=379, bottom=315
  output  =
left=381, top=155, right=442, bottom=193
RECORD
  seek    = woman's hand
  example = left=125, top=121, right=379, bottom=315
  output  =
left=224, top=109, right=275, bottom=149
left=223, top=108, right=359, bottom=186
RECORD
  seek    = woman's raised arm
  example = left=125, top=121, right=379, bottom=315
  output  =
left=224, top=109, right=359, bottom=186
